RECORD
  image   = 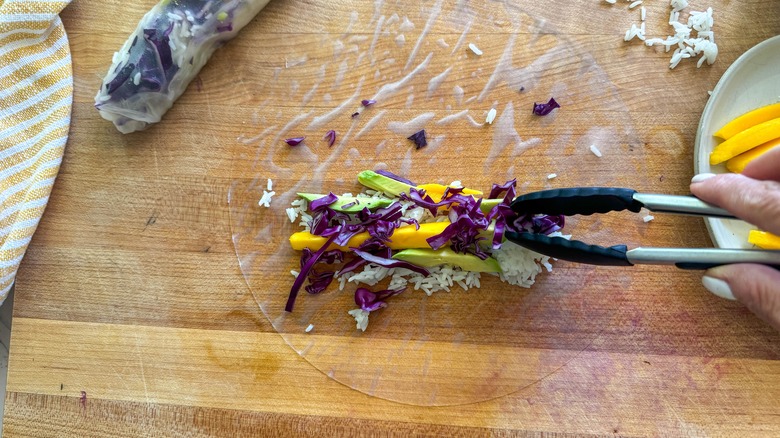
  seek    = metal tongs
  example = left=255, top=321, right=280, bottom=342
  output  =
left=506, top=188, right=780, bottom=270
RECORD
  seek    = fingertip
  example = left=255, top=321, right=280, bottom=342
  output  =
left=702, top=275, right=735, bottom=300
left=691, top=173, right=717, bottom=184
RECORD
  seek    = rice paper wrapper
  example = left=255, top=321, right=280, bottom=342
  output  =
left=95, top=0, right=271, bottom=133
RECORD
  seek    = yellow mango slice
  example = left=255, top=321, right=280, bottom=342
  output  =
left=710, top=118, right=780, bottom=165
left=289, top=221, right=451, bottom=251
left=726, top=138, right=780, bottom=173
left=714, top=102, right=780, bottom=140
left=748, top=230, right=780, bottom=250
left=416, top=183, right=482, bottom=202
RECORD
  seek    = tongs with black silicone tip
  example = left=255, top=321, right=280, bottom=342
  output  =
left=505, top=188, right=780, bottom=270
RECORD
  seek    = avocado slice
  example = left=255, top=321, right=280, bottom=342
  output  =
left=479, top=198, right=503, bottom=213
left=357, top=170, right=416, bottom=197
left=392, top=248, right=502, bottom=273
left=297, top=193, right=393, bottom=213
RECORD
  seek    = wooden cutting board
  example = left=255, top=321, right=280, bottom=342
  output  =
left=6, top=0, right=780, bottom=435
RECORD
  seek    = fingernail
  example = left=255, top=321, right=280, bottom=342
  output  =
left=702, top=275, right=736, bottom=300
left=691, top=173, right=716, bottom=183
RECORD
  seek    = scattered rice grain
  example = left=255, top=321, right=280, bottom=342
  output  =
left=486, top=108, right=497, bottom=124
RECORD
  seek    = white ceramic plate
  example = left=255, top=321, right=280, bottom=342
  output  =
left=694, top=35, right=780, bottom=249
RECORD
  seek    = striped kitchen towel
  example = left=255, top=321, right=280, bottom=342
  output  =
left=0, top=0, right=73, bottom=305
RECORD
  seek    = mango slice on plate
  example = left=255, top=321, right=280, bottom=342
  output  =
left=725, top=137, right=780, bottom=173
left=710, top=118, right=780, bottom=165
left=289, top=221, right=450, bottom=251
left=714, top=102, right=780, bottom=140
left=748, top=230, right=780, bottom=250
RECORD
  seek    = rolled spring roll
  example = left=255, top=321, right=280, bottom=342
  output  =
left=95, top=0, right=271, bottom=133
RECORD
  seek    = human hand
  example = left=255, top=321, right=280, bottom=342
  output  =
left=690, top=146, right=780, bottom=331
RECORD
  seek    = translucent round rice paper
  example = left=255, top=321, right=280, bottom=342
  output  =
left=229, top=2, right=645, bottom=406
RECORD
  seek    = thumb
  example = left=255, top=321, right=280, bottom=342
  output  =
left=690, top=173, right=780, bottom=236
left=703, top=264, right=780, bottom=331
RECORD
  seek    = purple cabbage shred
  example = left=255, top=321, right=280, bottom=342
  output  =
left=323, top=130, right=337, bottom=147
left=285, top=234, right=339, bottom=312
left=375, top=169, right=416, bottom=186
left=407, top=130, right=427, bottom=149
left=309, top=192, right=338, bottom=211
left=355, top=287, right=405, bottom=312
left=361, top=99, right=377, bottom=107
left=351, top=249, right=430, bottom=275
left=285, top=137, right=306, bottom=146
left=532, top=97, right=560, bottom=116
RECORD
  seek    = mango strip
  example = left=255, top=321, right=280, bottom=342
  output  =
left=289, top=222, right=450, bottom=251
left=725, top=138, right=780, bottom=173
left=748, top=230, right=780, bottom=250
left=714, top=102, right=780, bottom=140
left=710, top=118, right=780, bottom=165
left=416, top=183, right=482, bottom=202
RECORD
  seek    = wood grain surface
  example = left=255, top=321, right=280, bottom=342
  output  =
left=5, top=0, right=780, bottom=436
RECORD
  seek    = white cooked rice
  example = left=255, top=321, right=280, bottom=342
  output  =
left=267, top=178, right=273, bottom=191
left=305, top=323, right=314, bottom=333
left=486, top=108, right=497, bottom=124
left=259, top=190, right=275, bottom=207
left=616, top=0, right=717, bottom=68
left=590, top=144, right=603, bottom=157
left=286, top=207, right=299, bottom=223
left=547, top=173, right=557, bottom=180
left=348, top=309, right=370, bottom=331
left=643, top=215, right=655, bottom=222
left=468, top=43, right=483, bottom=56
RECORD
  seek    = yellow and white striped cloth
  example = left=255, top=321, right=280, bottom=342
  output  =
left=0, top=0, right=72, bottom=304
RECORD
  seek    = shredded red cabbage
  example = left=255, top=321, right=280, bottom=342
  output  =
left=143, top=29, right=173, bottom=72
left=355, top=202, right=406, bottom=242
left=309, top=208, right=350, bottom=238
left=355, top=287, right=405, bottom=312
left=106, top=63, right=136, bottom=93
left=401, top=187, right=474, bottom=216
left=402, top=187, right=490, bottom=258
left=285, top=137, right=305, bottom=146
left=532, top=98, right=560, bottom=116
left=309, top=192, right=338, bottom=211
left=305, top=271, right=335, bottom=295
left=408, top=130, right=427, bottom=149
left=361, top=99, right=377, bottom=107
left=486, top=179, right=517, bottom=249
left=216, top=23, right=233, bottom=33
left=351, top=112, right=360, bottom=118
left=337, top=256, right=367, bottom=276
left=512, top=214, right=565, bottom=235
left=286, top=234, right=338, bottom=312
left=351, top=249, right=430, bottom=275
left=323, top=130, right=336, bottom=147
left=375, top=169, right=416, bottom=186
